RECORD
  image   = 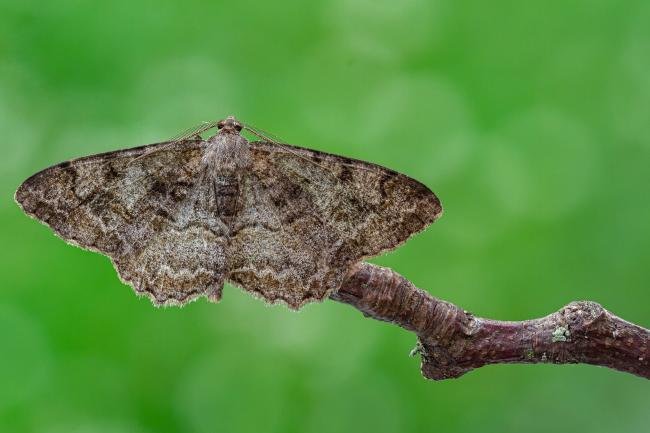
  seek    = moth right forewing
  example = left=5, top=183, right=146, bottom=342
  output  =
left=230, top=141, right=439, bottom=308
left=249, top=140, right=441, bottom=257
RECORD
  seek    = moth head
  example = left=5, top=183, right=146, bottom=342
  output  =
left=217, top=116, right=243, bottom=133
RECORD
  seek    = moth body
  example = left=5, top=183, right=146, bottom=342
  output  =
left=15, top=115, right=442, bottom=309
left=202, top=119, right=251, bottom=223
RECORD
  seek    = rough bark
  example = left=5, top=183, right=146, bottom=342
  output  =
left=330, top=262, right=650, bottom=380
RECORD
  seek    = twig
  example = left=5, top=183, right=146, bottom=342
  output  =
left=330, top=262, right=650, bottom=380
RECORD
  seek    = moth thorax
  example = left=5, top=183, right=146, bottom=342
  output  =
left=204, top=132, right=252, bottom=173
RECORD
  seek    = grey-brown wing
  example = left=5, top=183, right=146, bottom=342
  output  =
left=226, top=141, right=442, bottom=309
left=15, top=140, right=229, bottom=306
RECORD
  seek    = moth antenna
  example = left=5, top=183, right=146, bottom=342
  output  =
left=242, top=123, right=287, bottom=145
left=244, top=122, right=377, bottom=175
left=53, top=122, right=217, bottom=202
left=169, top=120, right=220, bottom=143
left=243, top=123, right=341, bottom=176
left=243, top=122, right=373, bottom=214
left=123, top=120, right=218, bottom=168
left=54, top=122, right=213, bottom=172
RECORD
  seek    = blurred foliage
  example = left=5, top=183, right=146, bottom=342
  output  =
left=1, top=0, right=649, bottom=432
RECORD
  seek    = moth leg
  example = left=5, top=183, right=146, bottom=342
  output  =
left=207, top=275, right=225, bottom=303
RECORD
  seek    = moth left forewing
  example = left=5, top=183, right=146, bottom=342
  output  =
left=16, top=139, right=228, bottom=306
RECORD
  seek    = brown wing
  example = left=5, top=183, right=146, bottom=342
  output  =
left=15, top=140, right=229, bottom=306
left=226, top=141, right=442, bottom=309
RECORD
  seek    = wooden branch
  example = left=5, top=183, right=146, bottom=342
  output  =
left=330, top=262, right=650, bottom=380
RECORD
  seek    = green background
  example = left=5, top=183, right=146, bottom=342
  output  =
left=1, top=0, right=649, bottom=432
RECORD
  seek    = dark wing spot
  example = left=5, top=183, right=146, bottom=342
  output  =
left=150, top=180, right=168, bottom=195
left=378, top=172, right=394, bottom=199
left=339, top=165, right=353, bottom=182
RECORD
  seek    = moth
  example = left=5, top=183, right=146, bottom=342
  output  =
left=15, top=116, right=442, bottom=309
